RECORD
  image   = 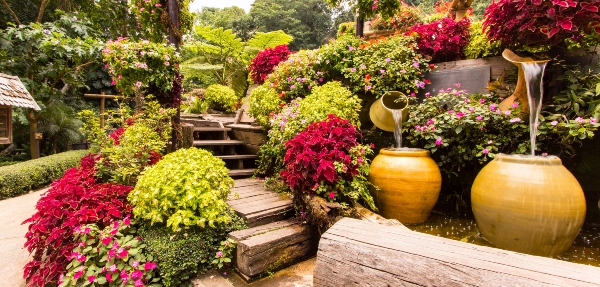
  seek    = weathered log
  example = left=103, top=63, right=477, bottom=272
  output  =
left=313, top=218, right=600, bottom=287
left=181, top=123, right=194, bottom=149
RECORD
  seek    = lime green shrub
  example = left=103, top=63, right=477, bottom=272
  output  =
left=248, top=83, right=284, bottom=127
left=129, top=148, right=234, bottom=230
left=256, top=81, right=362, bottom=181
left=463, top=21, right=502, bottom=59
left=138, top=211, right=246, bottom=287
left=204, top=84, right=238, bottom=112
left=0, top=150, right=88, bottom=199
left=337, top=22, right=356, bottom=38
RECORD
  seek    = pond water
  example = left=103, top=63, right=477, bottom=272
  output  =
left=406, top=212, right=600, bottom=267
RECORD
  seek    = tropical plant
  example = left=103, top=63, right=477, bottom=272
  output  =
left=483, top=0, right=600, bottom=49
left=555, top=63, right=600, bottom=120
left=408, top=17, right=470, bottom=62
left=463, top=20, right=502, bottom=59
left=58, top=218, right=160, bottom=287
left=181, top=89, right=209, bottom=114
left=281, top=115, right=377, bottom=210
left=128, top=148, right=234, bottom=231
left=247, top=84, right=285, bottom=127
left=203, top=84, right=239, bottom=112
left=37, top=101, right=84, bottom=154
left=23, top=154, right=133, bottom=287
left=256, top=81, right=362, bottom=181
left=181, top=26, right=293, bottom=97
left=249, top=44, right=291, bottom=84
left=370, top=3, right=422, bottom=32
left=131, top=0, right=193, bottom=43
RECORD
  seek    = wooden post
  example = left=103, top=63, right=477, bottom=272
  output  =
left=84, top=93, right=119, bottom=128
left=100, top=95, right=105, bottom=128
left=168, top=0, right=181, bottom=152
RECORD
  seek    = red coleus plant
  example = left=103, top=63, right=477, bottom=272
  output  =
left=280, top=114, right=377, bottom=210
left=22, top=154, right=133, bottom=287
left=408, top=17, right=470, bottom=62
left=483, top=0, right=600, bottom=47
left=249, top=45, right=292, bottom=84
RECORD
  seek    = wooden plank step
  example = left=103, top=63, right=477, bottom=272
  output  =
left=194, top=127, right=232, bottom=132
left=229, top=219, right=317, bottom=280
left=193, top=140, right=245, bottom=146
left=313, top=218, right=600, bottom=287
left=228, top=168, right=256, bottom=177
left=227, top=194, right=285, bottom=208
left=216, top=155, right=258, bottom=160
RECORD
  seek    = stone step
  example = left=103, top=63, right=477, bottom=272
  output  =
left=216, top=155, right=258, bottom=160
left=193, top=140, right=245, bottom=146
left=190, top=270, right=233, bottom=287
left=228, top=168, right=257, bottom=177
left=194, top=127, right=232, bottom=132
left=229, top=219, right=317, bottom=280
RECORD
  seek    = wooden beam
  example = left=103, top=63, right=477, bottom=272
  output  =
left=314, top=218, right=600, bottom=287
left=84, top=92, right=120, bottom=128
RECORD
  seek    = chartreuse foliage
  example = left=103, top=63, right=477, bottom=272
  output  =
left=256, top=81, right=361, bottom=181
left=0, top=150, right=87, bottom=199
left=129, top=148, right=234, bottom=231
left=463, top=21, right=502, bottom=59
left=247, top=83, right=284, bottom=127
left=138, top=210, right=246, bottom=287
left=59, top=218, right=160, bottom=287
left=203, top=84, right=239, bottom=112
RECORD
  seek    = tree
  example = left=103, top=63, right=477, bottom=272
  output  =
left=250, top=0, right=334, bottom=51
left=181, top=26, right=293, bottom=97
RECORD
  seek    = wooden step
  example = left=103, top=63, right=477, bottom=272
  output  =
left=194, top=127, right=232, bottom=132
left=216, top=155, right=258, bottom=160
left=193, top=140, right=245, bottom=146
left=228, top=168, right=257, bottom=177
left=227, top=178, right=294, bottom=227
left=229, top=219, right=317, bottom=280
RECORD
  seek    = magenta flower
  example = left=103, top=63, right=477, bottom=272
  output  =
left=124, top=217, right=131, bottom=226
left=435, top=138, right=443, bottom=146
left=482, top=148, right=489, bottom=155
left=164, top=61, right=170, bottom=66
left=328, top=192, right=335, bottom=199
left=476, top=115, right=483, bottom=121
left=510, top=117, right=521, bottom=123
left=479, top=98, right=485, bottom=104
left=106, top=273, right=114, bottom=283
left=357, top=157, right=363, bottom=163
left=134, top=280, right=144, bottom=287
left=511, top=102, right=519, bottom=108
left=81, top=227, right=91, bottom=234
left=319, top=77, right=323, bottom=82
left=590, top=118, right=597, bottom=123
left=88, top=275, right=95, bottom=283
left=74, top=269, right=84, bottom=279
left=385, top=58, right=391, bottom=63
left=117, top=248, right=128, bottom=258
left=575, top=117, right=585, bottom=123
left=132, top=261, right=140, bottom=268
left=131, top=270, right=143, bottom=280
left=290, top=85, right=295, bottom=89
left=366, top=85, right=372, bottom=90
left=144, top=262, right=157, bottom=271
left=489, top=103, right=497, bottom=111
left=217, top=251, right=223, bottom=258
left=111, top=80, right=116, bottom=86
left=120, top=270, right=129, bottom=281
left=76, top=254, right=86, bottom=262
left=101, top=237, right=112, bottom=245
left=135, top=81, right=142, bottom=88
left=348, top=46, right=354, bottom=51
left=425, top=92, right=430, bottom=97
left=455, top=112, right=465, bottom=118
left=109, top=264, right=117, bottom=272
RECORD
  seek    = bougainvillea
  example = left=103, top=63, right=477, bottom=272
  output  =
left=280, top=115, right=377, bottom=210
left=408, top=17, right=470, bottom=62
left=483, top=0, right=600, bottom=48
left=58, top=218, right=160, bottom=287
left=23, top=155, right=133, bottom=287
left=249, top=45, right=292, bottom=84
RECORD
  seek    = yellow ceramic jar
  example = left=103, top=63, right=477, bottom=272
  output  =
left=471, top=154, right=586, bottom=256
left=369, top=148, right=442, bottom=224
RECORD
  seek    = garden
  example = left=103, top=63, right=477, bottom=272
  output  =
left=1, top=0, right=600, bottom=286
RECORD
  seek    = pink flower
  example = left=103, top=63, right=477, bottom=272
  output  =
left=76, top=254, right=86, bottom=262
left=476, top=116, right=483, bottom=121
left=455, top=112, right=465, bottom=118
left=504, top=110, right=512, bottom=115
left=118, top=248, right=128, bottom=258
left=134, top=280, right=144, bottom=287
left=510, top=117, right=521, bottom=123
left=542, top=153, right=548, bottom=156
left=468, top=107, right=475, bottom=112
left=489, top=103, right=497, bottom=110
left=385, top=58, right=391, bottom=63
left=328, top=192, right=335, bottom=199
left=118, top=74, right=122, bottom=79
left=101, top=237, right=112, bottom=245
left=482, top=148, right=489, bottom=154
left=512, top=102, right=519, bottom=108
left=164, top=61, right=170, bottom=66
left=435, top=138, right=443, bottom=146
left=109, top=264, right=117, bottom=272
left=124, top=217, right=131, bottom=226
left=217, top=251, right=223, bottom=258
left=348, top=46, right=354, bottom=51
left=357, top=157, right=363, bottom=163
left=575, top=117, right=585, bottom=123
left=88, top=275, right=95, bottom=283
left=81, top=227, right=91, bottom=234
left=111, top=80, right=116, bottom=86
left=413, top=61, right=419, bottom=68
left=135, top=81, right=142, bottom=88
left=488, top=140, right=493, bottom=144
left=479, top=98, right=485, bottom=104
left=551, top=121, right=558, bottom=126
left=590, top=118, right=597, bottom=123
left=366, top=85, right=372, bottom=90
left=74, top=269, right=84, bottom=279
left=132, top=261, right=140, bottom=268
left=131, top=270, right=143, bottom=279
left=106, top=273, right=114, bottom=283
left=120, top=270, right=129, bottom=281
left=144, top=262, right=157, bottom=271
left=370, top=143, right=375, bottom=148
left=372, top=4, right=377, bottom=9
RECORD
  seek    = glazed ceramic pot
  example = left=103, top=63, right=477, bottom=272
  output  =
left=369, top=91, right=409, bottom=132
left=471, top=154, right=586, bottom=256
left=369, top=148, right=442, bottom=224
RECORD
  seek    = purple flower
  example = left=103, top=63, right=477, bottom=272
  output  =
left=290, top=85, right=295, bottom=89
left=44, top=29, right=50, bottom=35
left=348, top=46, right=354, bottom=51
left=366, top=85, right=372, bottom=90
left=482, top=148, right=489, bottom=154
left=319, top=77, right=323, bottom=82
left=385, top=58, right=391, bottom=63
left=287, top=77, right=292, bottom=82
left=351, top=68, right=356, bottom=72
left=413, top=61, right=420, bottom=68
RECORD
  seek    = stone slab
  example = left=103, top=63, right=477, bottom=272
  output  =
left=418, top=66, right=491, bottom=99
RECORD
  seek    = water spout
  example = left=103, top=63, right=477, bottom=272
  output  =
left=369, top=91, right=409, bottom=147
left=522, top=62, right=548, bottom=155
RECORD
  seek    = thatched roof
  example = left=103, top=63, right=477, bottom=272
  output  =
left=0, top=73, right=41, bottom=110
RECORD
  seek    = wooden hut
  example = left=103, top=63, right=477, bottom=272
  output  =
left=0, top=73, right=41, bottom=144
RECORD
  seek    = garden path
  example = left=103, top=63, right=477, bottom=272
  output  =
left=0, top=187, right=47, bottom=287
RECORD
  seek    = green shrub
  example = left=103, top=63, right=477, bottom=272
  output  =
left=182, top=89, right=208, bottom=114
left=0, top=150, right=88, bottom=199
left=248, top=83, right=284, bottom=127
left=138, top=210, right=246, bottom=287
left=463, top=21, right=502, bottom=59
left=337, top=22, right=356, bottom=38
left=204, top=84, right=238, bottom=112
left=256, top=81, right=362, bottom=180
left=129, top=148, right=234, bottom=230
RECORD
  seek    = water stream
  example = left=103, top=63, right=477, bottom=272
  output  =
left=522, top=61, right=548, bottom=155
left=392, top=109, right=403, bottom=148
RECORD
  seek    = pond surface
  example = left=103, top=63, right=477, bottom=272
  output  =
left=406, top=212, right=600, bottom=267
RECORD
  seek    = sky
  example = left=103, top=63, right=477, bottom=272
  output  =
left=189, top=0, right=255, bottom=13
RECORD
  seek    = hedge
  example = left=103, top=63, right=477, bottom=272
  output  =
left=0, top=150, right=89, bottom=199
